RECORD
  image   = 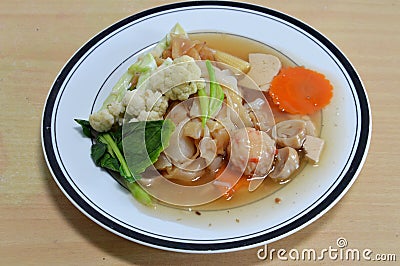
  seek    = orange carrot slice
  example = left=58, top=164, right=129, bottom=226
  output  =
left=269, top=66, right=333, bottom=115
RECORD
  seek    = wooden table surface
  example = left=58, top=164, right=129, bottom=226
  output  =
left=1, top=0, right=399, bottom=265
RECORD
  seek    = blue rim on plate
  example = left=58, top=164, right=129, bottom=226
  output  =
left=42, top=1, right=371, bottom=252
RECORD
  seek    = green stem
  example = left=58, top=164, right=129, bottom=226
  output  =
left=100, top=134, right=132, bottom=179
left=206, top=60, right=217, bottom=100
left=98, top=133, right=153, bottom=206
left=126, top=182, right=153, bottom=206
left=206, top=60, right=224, bottom=117
left=100, top=72, right=133, bottom=110
left=197, top=88, right=209, bottom=127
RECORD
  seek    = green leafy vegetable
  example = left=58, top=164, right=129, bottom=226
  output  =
left=123, top=119, right=175, bottom=175
left=75, top=119, right=174, bottom=207
left=97, top=133, right=135, bottom=182
left=99, top=153, right=120, bottom=172
left=74, top=119, right=92, bottom=138
left=91, top=142, right=107, bottom=164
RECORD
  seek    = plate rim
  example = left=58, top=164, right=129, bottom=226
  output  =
left=41, top=0, right=371, bottom=253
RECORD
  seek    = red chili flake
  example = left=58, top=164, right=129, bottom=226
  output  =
left=249, top=157, right=259, bottom=163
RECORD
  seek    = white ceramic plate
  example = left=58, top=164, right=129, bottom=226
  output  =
left=42, top=1, right=371, bottom=253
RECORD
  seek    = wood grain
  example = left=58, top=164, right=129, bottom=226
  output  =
left=1, top=0, right=399, bottom=265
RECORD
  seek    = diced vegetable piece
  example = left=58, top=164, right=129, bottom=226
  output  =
left=303, top=135, right=325, bottom=163
left=166, top=23, right=188, bottom=44
left=304, top=119, right=317, bottom=136
left=247, top=53, right=281, bottom=90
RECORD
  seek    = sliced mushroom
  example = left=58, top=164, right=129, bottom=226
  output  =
left=245, top=98, right=275, bottom=131
left=154, top=152, right=172, bottom=171
left=272, top=120, right=307, bottom=149
left=247, top=53, right=281, bottom=91
left=269, top=147, right=300, bottom=181
left=303, top=135, right=325, bottom=163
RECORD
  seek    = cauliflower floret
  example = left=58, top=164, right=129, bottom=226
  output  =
left=165, top=81, right=205, bottom=101
left=89, top=109, right=115, bottom=132
left=89, top=102, right=125, bottom=132
left=89, top=101, right=125, bottom=132
left=108, top=102, right=123, bottom=117
left=123, top=55, right=204, bottom=122
left=123, top=89, right=168, bottom=121
left=123, top=90, right=146, bottom=117
left=144, top=90, right=168, bottom=115
left=154, top=55, right=205, bottom=100
left=91, top=55, right=204, bottom=130
left=174, top=55, right=202, bottom=76
left=137, top=110, right=163, bottom=121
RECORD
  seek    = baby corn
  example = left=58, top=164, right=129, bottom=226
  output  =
left=214, top=50, right=251, bottom=74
